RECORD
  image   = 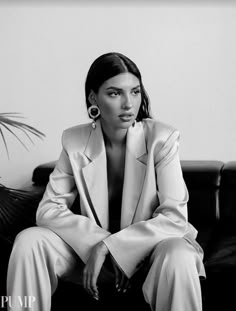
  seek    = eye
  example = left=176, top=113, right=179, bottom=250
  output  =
left=108, top=91, right=120, bottom=97
left=132, top=89, right=141, bottom=96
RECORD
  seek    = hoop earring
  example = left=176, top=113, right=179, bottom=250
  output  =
left=88, top=105, right=100, bottom=129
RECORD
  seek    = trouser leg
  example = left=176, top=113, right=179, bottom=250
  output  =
left=142, top=237, right=204, bottom=311
left=7, top=227, right=79, bottom=311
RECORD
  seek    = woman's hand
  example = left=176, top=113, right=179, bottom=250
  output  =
left=111, top=258, right=131, bottom=294
left=83, top=241, right=109, bottom=300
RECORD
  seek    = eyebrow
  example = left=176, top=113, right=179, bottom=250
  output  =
left=106, top=85, right=141, bottom=91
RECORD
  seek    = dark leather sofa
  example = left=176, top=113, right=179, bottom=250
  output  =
left=1, top=160, right=236, bottom=311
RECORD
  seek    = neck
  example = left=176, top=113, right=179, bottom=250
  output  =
left=100, top=121, right=127, bottom=148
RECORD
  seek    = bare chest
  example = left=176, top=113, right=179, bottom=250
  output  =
left=106, top=147, right=126, bottom=202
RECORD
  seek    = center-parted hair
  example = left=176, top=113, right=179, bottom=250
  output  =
left=85, top=52, right=152, bottom=122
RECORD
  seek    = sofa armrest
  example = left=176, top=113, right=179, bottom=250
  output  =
left=32, top=161, right=56, bottom=186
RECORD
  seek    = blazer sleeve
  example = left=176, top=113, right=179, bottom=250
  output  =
left=103, top=130, right=199, bottom=278
left=36, top=131, right=110, bottom=263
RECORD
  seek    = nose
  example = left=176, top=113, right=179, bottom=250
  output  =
left=122, top=94, right=132, bottom=110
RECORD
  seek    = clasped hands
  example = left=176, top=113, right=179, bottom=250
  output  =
left=83, top=241, right=130, bottom=300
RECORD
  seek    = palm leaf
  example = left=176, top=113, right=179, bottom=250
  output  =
left=0, top=183, right=43, bottom=241
left=0, top=113, right=46, bottom=244
left=0, top=113, right=45, bottom=159
left=0, top=128, right=9, bottom=158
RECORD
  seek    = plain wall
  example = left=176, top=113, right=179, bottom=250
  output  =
left=0, top=1, right=236, bottom=188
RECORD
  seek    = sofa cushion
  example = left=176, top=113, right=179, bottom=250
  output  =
left=219, top=161, right=236, bottom=223
left=181, top=161, right=224, bottom=253
left=221, top=161, right=236, bottom=187
left=204, top=228, right=236, bottom=272
left=204, top=161, right=236, bottom=271
left=181, top=160, right=223, bottom=188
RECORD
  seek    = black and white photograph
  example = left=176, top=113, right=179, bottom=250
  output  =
left=0, top=0, right=236, bottom=310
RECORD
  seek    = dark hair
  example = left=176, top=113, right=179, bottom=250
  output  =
left=85, top=52, right=152, bottom=122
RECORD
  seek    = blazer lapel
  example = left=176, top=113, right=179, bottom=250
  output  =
left=82, top=121, right=109, bottom=230
left=81, top=121, right=147, bottom=231
left=120, top=122, right=147, bottom=229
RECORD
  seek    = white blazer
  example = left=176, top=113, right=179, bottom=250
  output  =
left=36, top=119, right=203, bottom=278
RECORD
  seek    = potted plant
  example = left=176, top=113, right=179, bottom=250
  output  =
left=0, top=112, right=45, bottom=243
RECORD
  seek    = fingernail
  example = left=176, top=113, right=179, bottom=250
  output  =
left=123, top=289, right=127, bottom=293
left=115, top=283, right=118, bottom=288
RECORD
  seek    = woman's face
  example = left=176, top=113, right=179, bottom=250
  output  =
left=91, top=72, right=142, bottom=130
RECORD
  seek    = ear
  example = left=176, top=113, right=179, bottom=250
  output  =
left=88, top=90, right=97, bottom=106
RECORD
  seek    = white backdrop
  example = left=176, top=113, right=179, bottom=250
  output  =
left=0, top=0, right=236, bottom=187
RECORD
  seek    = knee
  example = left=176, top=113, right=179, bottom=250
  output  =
left=151, top=238, right=197, bottom=273
left=12, top=227, right=52, bottom=258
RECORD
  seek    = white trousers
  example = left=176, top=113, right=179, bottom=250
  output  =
left=7, top=227, right=204, bottom=311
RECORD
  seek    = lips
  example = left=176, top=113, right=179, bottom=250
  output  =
left=119, top=113, right=134, bottom=122
left=119, top=113, right=134, bottom=118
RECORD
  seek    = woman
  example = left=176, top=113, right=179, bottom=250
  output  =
left=7, top=52, right=205, bottom=311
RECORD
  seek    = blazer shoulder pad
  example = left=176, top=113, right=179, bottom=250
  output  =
left=62, top=122, right=92, bottom=153
left=143, top=118, right=178, bottom=143
left=142, top=119, right=180, bottom=165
